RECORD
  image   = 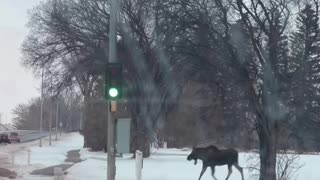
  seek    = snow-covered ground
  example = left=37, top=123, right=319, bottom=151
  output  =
left=12, top=133, right=83, bottom=180
left=8, top=133, right=320, bottom=180
left=68, top=149, right=320, bottom=180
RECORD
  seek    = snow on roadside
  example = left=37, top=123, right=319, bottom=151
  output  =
left=296, top=154, right=320, bottom=180
left=17, top=133, right=83, bottom=166
left=9, top=132, right=320, bottom=180
left=68, top=148, right=246, bottom=180
left=13, top=133, right=83, bottom=180
left=67, top=147, right=320, bottom=180
left=0, top=135, right=55, bottom=173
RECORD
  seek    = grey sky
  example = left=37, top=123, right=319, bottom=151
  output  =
left=0, top=0, right=42, bottom=123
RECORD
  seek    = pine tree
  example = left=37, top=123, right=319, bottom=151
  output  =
left=290, top=4, right=320, bottom=151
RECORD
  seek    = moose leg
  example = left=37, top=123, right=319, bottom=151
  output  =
left=210, top=166, right=218, bottom=180
left=198, top=164, right=207, bottom=180
left=234, top=163, right=244, bottom=180
left=225, top=164, right=232, bottom=180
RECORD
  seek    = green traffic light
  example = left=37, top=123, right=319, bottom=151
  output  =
left=109, top=88, right=119, bottom=98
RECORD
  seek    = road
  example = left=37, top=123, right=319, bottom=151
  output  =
left=20, top=131, right=50, bottom=143
left=0, top=130, right=50, bottom=143
left=0, top=130, right=54, bottom=179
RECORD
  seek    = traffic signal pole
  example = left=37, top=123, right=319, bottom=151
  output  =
left=107, top=0, right=118, bottom=180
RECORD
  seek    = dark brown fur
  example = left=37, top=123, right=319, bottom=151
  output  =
left=187, top=145, right=244, bottom=180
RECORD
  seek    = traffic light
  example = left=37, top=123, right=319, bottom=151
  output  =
left=105, top=63, right=123, bottom=100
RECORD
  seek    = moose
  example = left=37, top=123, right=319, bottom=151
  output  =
left=187, top=145, right=244, bottom=180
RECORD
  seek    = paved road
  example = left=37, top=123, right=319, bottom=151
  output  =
left=20, top=131, right=50, bottom=143
left=0, top=130, right=51, bottom=143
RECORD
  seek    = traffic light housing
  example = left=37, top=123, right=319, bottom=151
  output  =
left=105, top=63, right=123, bottom=100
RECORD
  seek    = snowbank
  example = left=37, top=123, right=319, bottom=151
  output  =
left=11, top=133, right=320, bottom=180
left=68, top=148, right=320, bottom=180
left=14, top=133, right=83, bottom=180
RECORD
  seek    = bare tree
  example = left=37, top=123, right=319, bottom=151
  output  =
left=12, top=93, right=81, bottom=131
left=154, top=1, right=294, bottom=179
left=23, top=0, right=178, bottom=156
left=247, top=151, right=303, bottom=180
left=227, top=1, right=292, bottom=179
left=119, top=0, right=181, bottom=157
left=22, top=0, right=111, bottom=147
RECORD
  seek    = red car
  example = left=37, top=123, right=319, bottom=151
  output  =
left=9, top=132, right=21, bottom=143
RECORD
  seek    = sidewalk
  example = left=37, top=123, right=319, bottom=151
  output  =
left=29, top=149, right=82, bottom=177
left=11, top=133, right=83, bottom=180
left=0, top=136, right=45, bottom=179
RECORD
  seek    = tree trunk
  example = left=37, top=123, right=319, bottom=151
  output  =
left=249, top=84, right=278, bottom=180
left=136, top=132, right=150, bottom=158
left=130, top=114, right=151, bottom=158
left=83, top=95, right=90, bottom=148
left=131, top=134, right=150, bottom=157
left=259, top=124, right=277, bottom=180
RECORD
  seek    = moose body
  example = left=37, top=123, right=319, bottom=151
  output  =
left=187, top=145, right=244, bottom=180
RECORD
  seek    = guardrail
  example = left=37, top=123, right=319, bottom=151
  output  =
left=0, top=130, right=50, bottom=143
left=0, top=130, right=40, bottom=135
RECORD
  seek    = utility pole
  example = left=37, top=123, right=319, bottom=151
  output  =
left=107, top=0, right=118, bottom=180
left=79, top=105, right=82, bottom=130
left=55, top=98, right=59, bottom=141
left=39, top=66, right=44, bottom=147
left=49, top=74, right=53, bottom=146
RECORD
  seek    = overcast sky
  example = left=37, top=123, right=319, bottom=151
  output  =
left=0, top=0, right=43, bottom=123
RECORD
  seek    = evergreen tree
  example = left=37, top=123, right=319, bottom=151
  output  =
left=290, top=4, right=320, bottom=151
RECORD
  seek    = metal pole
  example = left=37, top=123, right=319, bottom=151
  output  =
left=107, top=0, right=118, bottom=179
left=49, top=74, right=52, bottom=146
left=79, top=105, right=82, bottom=130
left=55, top=98, right=59, bottom=141
left=107, top=103, right=116, bottom=180
left=11, top=152, right=15, bottom=167
left=135, top=150, right=143, bottom=180
left=40, top=67, right=44, bottom=147
left=27, top=149, right=31, bottom=165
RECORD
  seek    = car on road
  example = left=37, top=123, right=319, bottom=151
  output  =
left=9, top=132, right=21, bottom=143
left=0, top=133, right=10, bottom=144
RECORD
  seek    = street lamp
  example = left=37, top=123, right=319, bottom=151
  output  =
left=39, top=66, right=53, bottom=147
left=55, top=97, right=59, bottom=141
left=49, top=73, right=53, bottom=146
left=39, top=66, right=44, bottom=147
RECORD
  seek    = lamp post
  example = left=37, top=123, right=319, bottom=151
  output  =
left=40, top=66, right=54, bottom=146
left=55, top=98, right=59, bottom=141
left=39, top=67, right=44, bottom=147
left=49, top=74, right=53, bottom=146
